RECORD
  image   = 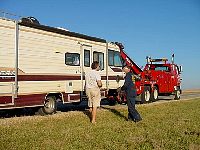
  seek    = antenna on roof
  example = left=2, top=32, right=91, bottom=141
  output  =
left=171, top=54, right=175, bottom=64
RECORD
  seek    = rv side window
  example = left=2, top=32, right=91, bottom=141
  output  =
left=65, top=53, right=80, bottom=66
left=93, top=52, right=104, bottom=70
left=108, top=50, right=114, bottom=66
left=84, top=50, right=90, bottom=67
left=108, top=50, right=122, bottom=67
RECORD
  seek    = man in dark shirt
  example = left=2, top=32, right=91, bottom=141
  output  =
left=121, top=65, right=142, bottom=122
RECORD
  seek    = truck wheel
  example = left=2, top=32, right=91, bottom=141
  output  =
left=174, top=90, right=181, bottom=100
left=141, top=86, right=151, bottom=103
left=150, top=86, right=158, bottom=102
left=38, top=96, right=57, bottom=115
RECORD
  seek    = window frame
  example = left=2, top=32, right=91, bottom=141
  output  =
left=108, top=49, right=114, bottom=66
left=65, top=52, right=80, bottom=66
left=93, top=51, right=104, bottom=70
left=84, top=49, right=90, bottom=67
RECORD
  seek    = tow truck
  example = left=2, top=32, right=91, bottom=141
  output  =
left=114, top=42, right=182, bottom=103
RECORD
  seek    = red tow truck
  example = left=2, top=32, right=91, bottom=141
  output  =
left=115, top=42, right=182, bottom=103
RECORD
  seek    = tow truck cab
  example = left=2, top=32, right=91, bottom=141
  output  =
left=142, top=57, right=182, bottom=95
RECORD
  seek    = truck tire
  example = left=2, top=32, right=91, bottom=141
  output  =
left=150, top=86, right=158, bottom=102
left=174, top=90, right=181, bottom=100
left=38, top=96, right=57, bottom=115
left=141, top=86, right=151, bottom=103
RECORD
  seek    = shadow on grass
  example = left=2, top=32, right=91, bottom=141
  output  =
left=82, top=110, right=91, bottom=121
left=101, top=106, right=127, bottom=121
left=0, top=99, right=109, bottom=119
left=0, top=108, right=37, bottom=118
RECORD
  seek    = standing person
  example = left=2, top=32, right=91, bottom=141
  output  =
left=85, top=61, right=102, bottom=123
left=121, top=65, right=142, bottom=122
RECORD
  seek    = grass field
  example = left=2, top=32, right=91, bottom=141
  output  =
left=0, top=98, right=200, bottom=150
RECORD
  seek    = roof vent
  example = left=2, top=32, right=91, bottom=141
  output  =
left=56, top=27, right=69, bottom=31
left=21, top=16, right=40, bottom=25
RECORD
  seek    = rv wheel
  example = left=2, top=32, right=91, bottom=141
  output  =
left=38, top=96, right=57, bottom=115
left=108, top=96, right=117, bottom=106
left=72, top=101, right=81, bottom=105
left=174, top=90, right=181, bottom=100
left=150, top=86, right=158, bottom=102
left=141, top=86, right=151, bottom=103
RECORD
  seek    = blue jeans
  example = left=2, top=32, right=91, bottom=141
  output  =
left=127, top=96, right=142, bottom=121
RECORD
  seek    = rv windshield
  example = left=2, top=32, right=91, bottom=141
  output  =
left=114, top=51, right=122, bottom=67
left=108, top=50, right=122, bottom=67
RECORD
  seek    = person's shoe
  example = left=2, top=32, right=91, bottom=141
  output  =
left=127, top=118, right=134, bottom=122
left=134, top=118, right=142, bottom=123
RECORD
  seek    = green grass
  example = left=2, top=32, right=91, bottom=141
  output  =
left=0, top=99, right=200, bottom=150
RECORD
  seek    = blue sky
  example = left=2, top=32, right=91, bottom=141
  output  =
left=1, top=0, right=200, bottom=89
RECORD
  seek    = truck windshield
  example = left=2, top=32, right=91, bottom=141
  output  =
left=154, top=66, right=169, bottom=71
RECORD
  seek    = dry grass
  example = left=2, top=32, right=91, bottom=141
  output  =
left=0, top=98, right=200, bottom=150
left=182, top=89, right=200, bottom=93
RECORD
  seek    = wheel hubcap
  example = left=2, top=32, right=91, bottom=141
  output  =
left=177, top=90, right=180, bottom=98
left=154, top=89, right=158, bottom=99
left=145, top=90, right=150, bottom=101
left=44, top=99, right=54, bottom=109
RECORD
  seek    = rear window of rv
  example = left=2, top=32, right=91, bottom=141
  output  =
left=93, top=51, right=104, bottom=70
left=84, top=50, right=90, bottom=67
left=65, top=53, right=80, bottom=66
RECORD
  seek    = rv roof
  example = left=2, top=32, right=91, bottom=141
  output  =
left=18, top=20, right=107, bottom=43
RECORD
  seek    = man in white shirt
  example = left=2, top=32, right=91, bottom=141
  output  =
left=85, top=61, right=102, bottom=123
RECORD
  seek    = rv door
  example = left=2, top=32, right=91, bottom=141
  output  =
left=81, top=44, right=92, bottom=92
left=0, top=20, right=18, bottom=106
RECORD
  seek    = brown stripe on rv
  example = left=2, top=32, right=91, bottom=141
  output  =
left=0, top=93, right=45, bottom=108
left=0, top=92, right=80, bottom=109
left=14, top=93, right=45, bottom=107
left=0, top=75, right=123, bottom=82
left=101, top=76, right=124, bottom=80
left=110, top=68, right=122, bottom=72
left=0, top=96, right=13, bottom=104
left=0, top=89, right=108, bottom=109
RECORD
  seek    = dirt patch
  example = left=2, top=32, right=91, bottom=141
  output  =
left=183, top=89, right=200, bottom=93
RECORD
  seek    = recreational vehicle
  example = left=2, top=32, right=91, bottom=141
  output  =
left=0, top=15, right=124, bottom=115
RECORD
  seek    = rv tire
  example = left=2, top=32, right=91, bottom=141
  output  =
left=38, top=96, right=57, bottom=115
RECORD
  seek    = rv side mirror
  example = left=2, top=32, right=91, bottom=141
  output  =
left=179, top=65, right=182, bottom=73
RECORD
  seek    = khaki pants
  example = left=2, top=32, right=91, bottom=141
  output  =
left=86, top=88, right=101, bottom=107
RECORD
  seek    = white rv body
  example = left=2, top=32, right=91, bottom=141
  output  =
left=0, top=17, right=124, bottom=112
